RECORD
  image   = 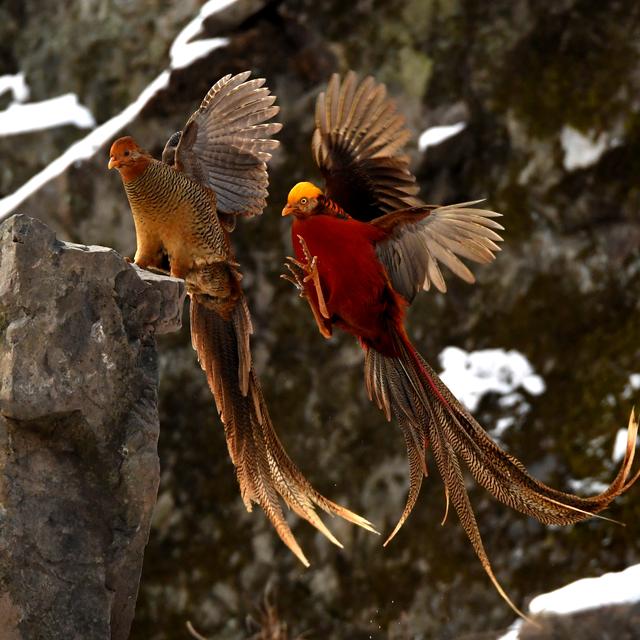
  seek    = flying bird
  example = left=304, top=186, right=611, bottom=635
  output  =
left=281, top=71, right=640, bottom=616
left=109, top=71, right=374, bottom=566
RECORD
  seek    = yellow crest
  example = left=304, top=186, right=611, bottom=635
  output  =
left=287, top=182, right=323, bottom=204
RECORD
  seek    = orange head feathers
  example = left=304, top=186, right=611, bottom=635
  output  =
left=282, top=181, right=324, bottom=218
left=108, top=136, right=151, bottom=181
left=283, top=181, right=351, bottom=220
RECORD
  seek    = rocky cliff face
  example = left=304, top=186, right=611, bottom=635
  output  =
left=0, top=214, right=184, bottom=639
left=1, top=1, right=639, bottom=638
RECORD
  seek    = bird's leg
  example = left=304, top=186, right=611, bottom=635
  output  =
left=307, top=293, right=333, bottom=339
left=169, top=261, right=188, bottom=280
left=127, top=255, right=171, bottom=276
left=295, top=234, right=330, bottom=319
left=281, top=260, right=332, bottom=339
left=167, top=249, right=192, bottom=280
left=134, top=252, right=163, bottom=270
left=132, top=228, right=165, bottom=271
left=145, top=265, right=172, bottom=276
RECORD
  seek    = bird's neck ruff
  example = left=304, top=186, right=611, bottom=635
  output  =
left=319, top=196, right=351, bottom=220
left=118, top=155, right=151, bottom=183
left=122, top=160, right=212, bottom=227
left=122, top=162, right=155, bottom=198
left=122, top=160, right=173, bottom=209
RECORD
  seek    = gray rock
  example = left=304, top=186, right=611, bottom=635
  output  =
left=0, top=214, right=185, bottom=640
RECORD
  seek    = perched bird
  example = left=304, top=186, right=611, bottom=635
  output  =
left=109, top=71, right=374, bottom=566
left=281, top=71, right=640, bottom=616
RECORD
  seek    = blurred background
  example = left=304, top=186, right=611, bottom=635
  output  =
left=1, top=1, right=639, bottom=638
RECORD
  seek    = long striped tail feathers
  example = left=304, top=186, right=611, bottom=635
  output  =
left=363, top=328, right=639, bottom=619
left=190, top=294, right=377, bottom=567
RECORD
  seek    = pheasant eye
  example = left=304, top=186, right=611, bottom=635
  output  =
left=300, top=197, right=308, bottom=205
left=124, top=150, right=130, bottom=156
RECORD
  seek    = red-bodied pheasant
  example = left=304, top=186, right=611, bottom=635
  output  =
left=281, top=71, right=640, bottom=616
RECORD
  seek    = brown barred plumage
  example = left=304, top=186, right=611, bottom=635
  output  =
left=364, top=328, right=639, bottom=620
left=110, top=72, right=375, bottom=566
left=124, top=160, right=229, bottom=284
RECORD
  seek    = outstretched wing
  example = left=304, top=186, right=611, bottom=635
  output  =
left=312, top=71, right=422, bottom=221
left=373, top=201, right=504, bottom=301
left=170, top=71, right=282, bottom=217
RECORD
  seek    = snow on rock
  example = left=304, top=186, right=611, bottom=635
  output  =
left=0, top=0, right=241, bottom=221
left=0, top=94, right=95, bottom=136
left=498, top=563, right=640, bottom=639
left=0, top=73, right=29, bottom=103
left=0, top=71, right=170, bottom=220
left=614, top=374, right=640, bottom=462
left=567, top=477, right=609, bottom=495
left=529, top=563, right=640, bottom=615
left=438, top=346, right=545, bottom=413
left=418, top=121, right=466, bottom=152
left=622, top=372, right=640, bottom=400
left=496, top=622, right=521, bottom=640
left=492, top=416, right=515, bottom=439
left=612, top=428, right=630, bottom=463
left=560, top=125, right=617, bottom=171
left=169, top=0, right=235, bottom=69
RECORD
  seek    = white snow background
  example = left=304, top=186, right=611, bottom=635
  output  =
left=418, top=121, right=466, bottom=151
left=498, top=563, right=640, bottom=639
left=0, top=0, right=236, bottom=222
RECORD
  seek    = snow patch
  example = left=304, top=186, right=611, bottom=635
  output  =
left=492, top=416, right=515, bottom=438
left=498, top=563, right=640, bottom=639
left=170, top=0, right=234, bottom=69
left=529, top=564, right=640, bottom=615
left=0, top=73, right=29, bottom=102
left=622, top=372, right=640, bottom=400
left=567, top=477, right=609, bottom=495
left=0, top=0, right=239, bottom=220
left=0, top=94, right=95, bottom=136
left=0, top=71, right=170, bottom=220
left=438, top=347, right=545, bottom=413
left=418, top=121, right=466, bottom=151
left=612, top=428, right=629, bottom=463
left=560, top=126, right=617, bottom=171
left=497, top=622, right=522, bottom=640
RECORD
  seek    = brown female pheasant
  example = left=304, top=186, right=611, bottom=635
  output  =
left=109, top=71, right=374, bottom=566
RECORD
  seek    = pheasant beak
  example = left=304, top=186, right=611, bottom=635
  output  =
left=108, top=156, right=118, bottom=170
left=282, top=204, right=293, bottom=217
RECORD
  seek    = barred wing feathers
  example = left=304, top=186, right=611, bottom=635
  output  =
left=312, top=71, right=422, bottom=221
left=174, top=71, right=282, bottom=217
left=373, top=201, right=504, bottom=302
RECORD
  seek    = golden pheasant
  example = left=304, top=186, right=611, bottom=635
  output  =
left=281, top=71, right=640, bottom=616
left=109, top=71, right=374, bottom=566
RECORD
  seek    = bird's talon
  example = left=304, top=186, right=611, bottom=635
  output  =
left=282, top=263, right=306, bottom=292
left=286, top=257, right=306, bottom=270
left=296, top=234, right=313, bottom=263
left=291, top=235, right=330, bottom=319
left=280, top=273, right=303, bottom=292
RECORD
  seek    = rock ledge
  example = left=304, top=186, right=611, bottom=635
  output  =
left=0, top=214, right=185, bottom=640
